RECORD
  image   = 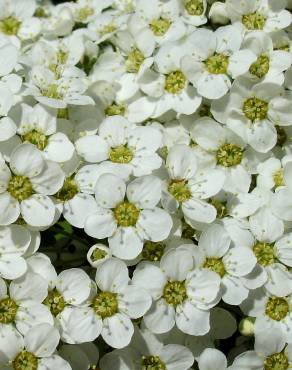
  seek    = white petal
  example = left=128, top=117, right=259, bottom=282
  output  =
left=21, top=195, right=55, bottom=227
left=102, top=313, right=134, bottom=349
left=16, top=302, right=53, bottom=335
left=198, top=348, right=227, bottom=370
left=85, top=211, right=117, bottom=239
left=160, top=344, right=194, bottom=370
left=75, top=135, right=109, bottom=163
left=160, top=248, right=194, bottom=281
left=176, top=301, right=210, bottom=336
left=10, top=271, right=48, bottom=302
left=223, top=247, right=257, bottom=277
left=144, top=299, right=175, bottom=334
left=0, top=192, right=20, bottom=225
left=119, top=286, right=151, bottom=319
left=63, top=194, right=98, bottom=228
left=38, top=356, right=72, bottom=370
left=57, top=268, right=91, bottom=305
left=109, top=226, right=143, bottom=260
left=0, top=325, right=23, bottom=365
left=45, top=133, right=75, bottom=162
left=137, top=208, right=173, bottom=242
left=95, top=258, right=129, bottom=293
left=10, top=143, right=44, bottom=177
left=222, top=275, right=249, bottom=305
left=127, top=175, right=161, bottom=209
left=166, top=144, right=197, bottom=180
left=31, top=161, right=64, bottom=195
left=199, top=224, right=231, bottom=258
left=25, top=323, right=60, bottom=357
left=182, top=199, right=216, bottom=224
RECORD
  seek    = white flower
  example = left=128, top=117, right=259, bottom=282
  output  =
left=163, top=144, right=225, bottom=225
left=225, top=0, right=292, bottom=33
left=0, top=273, right=53, bottom=336
left=75, top=116, right=162, bottom=179
left=85, top=173, right=173, bottom=259
left=60, top=258, right=151, bottom=348
left=257, top=156, right=292, bottom=190
left=195, top=224, right=257, bottom=305
left=0, top=35, right=18, bottom=78
left=0, top=224, right=31, bottom=280
left=198, top=348, right=228, bottom=370
left=87, top=243, right=112, bottom=268
left=181, top=25, right=256, bottom=99
left=181, top=0, right=208, bottom=26
left=132, top=247, right=221, bottom=335
left=0, top=323, right=71, bottom=370
left=0, top=144, right=64, bottom=227
left=100, top=326, right=194, bottom=370
left=211, top=78, right=292, bottom=153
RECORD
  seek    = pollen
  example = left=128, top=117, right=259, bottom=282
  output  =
left=21, top=130, right=48, bottom=151
left=0, top=297, right=18, bottom=324
left=249, top=54, right=270, bottom=79
left=149, top=17, right=171, bottom=36
left=242, top=96, right=269, bottom=122
left=216, top=143, right=243, bottom=167
left=164, top=70, right=186, bottom=94
left=184, top=0, right=204, bottom=15
left=168, top=179, right=191, bottom=202
left=109, top=145, right=134, bottom=163
left=92, top=291, right=119, bottom=318
left=265, top=296, right=289, bottom=321
left=163, top=280, right=187, bottom=306
left=114, top=201, right=140, bottom=227
left=54, top=177, right=79, bottom=202
left=7, top=175, right=34, bottom=201
left=205, top=53, right=229, bottom=75
left=242, top=12, right=266, bottom=30
left=203, top=257, right=226, bottom=278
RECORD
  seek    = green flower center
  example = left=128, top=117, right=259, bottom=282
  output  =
left=164, top=70, right=186, bottom=94
left=242, top=12, right=266, bottom=30
left=184, top=0, right=204, bottom=15
left=265, top=297, right=289, bottom=321
left=141, top=355, right=166, bottom=370
left=105, top=102, right=126, bottom=116
left=42, top=84, right=63, bottom=100
left=13, top=351, right=38, bottom=370
left=54, top=178, right=79, bottom=202
left=264, top=352, right=289, bottom=370
left=126, top=48, right=145, bottom=73
left=0, top=16, right=21, bottom=35
left=100, top=24, right=116, bottom=36
left=253, top=242, right=275, bottom=267
left=216, top=143, right=243, bottom=167
left=114, top=201, right=140, bottom=227
left=7, top=175, right=33, bottom=201
left=168, top=179, right=191, bottom=202
left=0, top=298, right=18, bottom=324
left=109, top=145, right=134, bottom=163
left=249, top=54, right=270, bottom=79
left=92, top=291, right=118, bottom=318
left=91, top=248, right=108, bottom=262
left=242, top=96, right=269, bottom=122
left=56, top=50, right=69, bottom=65
left=162, top=280, right=187, bottom=306
left=43, top=289, right=66, bottom=316
left=142, top=241, right=166, bottom=262
left=205, top=53, right=229, bottom=74
left=149, top=17, right=171, bottom=36
left=276, top=126, right=287, bottom=146
left=34, top=7, right=49, bottom=18
left=204, top=257, right=226, bottom=278
left=76, top=6, right=94, bottom=22
left=273, top=170, right=284, bottom=187
left=21, top=130, right=48, bottom=151
left=209, top=199, right=228, bottom=218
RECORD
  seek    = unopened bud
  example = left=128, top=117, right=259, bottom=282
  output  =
left=209, top=2, right=229, bottom=25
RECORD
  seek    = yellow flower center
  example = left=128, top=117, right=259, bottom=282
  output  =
left=91, top=249, right=108, bottom=262
left=249, top=54, right=270, bottom=79
left=126, top=48, right=145, bottom=73
left=242, top=12, right=266, bottom=30
left=21, top=130, right=48, bottom=151
left=184, top=0, right=204, bottom=15
left=0, top=16, right=21, bottom=35
left=142, top=241, right=166, bottom=262
left=273, top=169, right=284, bottom=187
left=92, top=291, right=118, bottom=318
left=109, top=145, right=134, bottom=163
left=7, top=175, right=34, bottom=201
left=163, top=280, right=187, bottom=306
left=216, top=143, right=243, bottom=167
left=265, top=297, right=289, bottom=321
left=0, top=298, right=18, bottom=324
left=43, top=289, right=66, bottom=316
left=76, top=6, right=94, bottom=22
left=13, top=351, right=38, bottom=370
left=141, top=355, right=166, bottom=370
left=100, top=24, right=116, bottom=36
left=209, top=199, right=228, bottom=218
left=164, top=70, right=187, bottom=94
left=242, top=96, right=269, bottom=122
left=203, top=257, right=226, bottom=277
left=205, top=53, right=229, bottom=74
left=105, top=103, right=126, bottom=116
left=54, top=178, right=79, bottom=202
left=149, top=17, right=171, bottom=36
left=253, top=242, right=275, bottom=266
left=114, top=201, right=140, bottom=227
left=42, top=84, right=63, bottom=100
left=168, top=179, right=191, bottom=202
left=264, top=352, right=289, bottom=370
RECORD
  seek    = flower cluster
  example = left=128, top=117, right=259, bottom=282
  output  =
left=0, top=0, right=292, bottom=369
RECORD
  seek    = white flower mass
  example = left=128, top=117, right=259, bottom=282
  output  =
left=0, top=0, right=292, bottom=369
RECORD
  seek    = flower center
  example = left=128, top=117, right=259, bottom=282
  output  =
left=57, top=108, right=69, bottom=119
left=34, top=7, right=49, bottom=18
left=141, top=355, right=166, bottom=370
left=209, top=199, right=228, bottom=218
left=56, top=50, right=69, bottom=65
left=126, top=48, right=145, bottom=73
left=205, top=53, right=229, bottom=74
left=242, top=97, right=269, bottom=122
left=100, top=24, right=116, bottom=36
left=142, top=241, right=166, bottom=262
left=149, top=17, right=171, bottom=36
left=216, top=143, right=243, bottom=167
left=265, top=297, right=289, bottom=321
left=54, top=178, right=79, bottom=202
left=168, top=179, right=191, bottom=202
left=109, top=145, right=134, bottom=163
left=164, top=70, right=187, bottom=94
left=273, top=170, right=284, bottom=187
left=0, top=298, right=18, bottom=324
left=253, top=242, right=275, bottom=267
left=0, top=16, right=21, bottom=35
left=7, top=175, right=33, bottom=201
left=92, top=291, right=118, bottom=318
left=21, top=130, right=48, bottom=151
left=162, top=280, right=187, bottom=306
left=114, top=201, right=140, bottom=227
left=249, top=54, right=270, bottom=79
left=43, top=289, right=66, bottom=316
left=105, top=102, right=126, bottom=116
left=42, top=84, right=63, bottom=100
left=184, top=0, right=204, bottom=15
left=264, top=352, right=289, bottom=370
left=203, top=257, right=226, bottom=278
left=242, top=12, right=266, bottom=30
left=13, top=351, right=38, bottom=370
left=91, top=248, right=108, bottom=262
left=76, top=6, right=94, bottom=22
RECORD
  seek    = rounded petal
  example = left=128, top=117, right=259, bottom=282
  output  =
left=84, top=211, right=117, bottom=239
left=102, top=313, right=134, bottom=349
left=95, top=173, right=126, bottom=208
left=95, top=258, right=129, bottom=293
left=10, top=143, right=44, bottom=177
left=109, top=226, right=144, bottom=260
left=25, top=323, right=60, bottom=357
left=198, top=348, right=227, bottom=370
left=126, top=175, right=161, bottom=209
left=137, top=208, right=173, bottom=242
left=176, top=301, right=210, bottom=336
left=21, top=195, right=55, bottom=227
